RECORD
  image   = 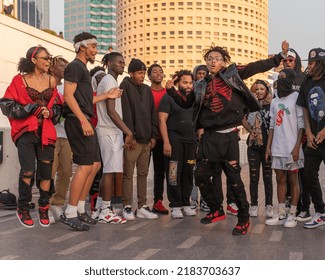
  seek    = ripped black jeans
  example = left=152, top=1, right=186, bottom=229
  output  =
left=194, top=130, right=249, bottom=223
left=247, top=145, right=273, bottom=206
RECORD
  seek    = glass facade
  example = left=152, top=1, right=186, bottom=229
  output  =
left=65, top=0, right=116, bottom=54
left=17, top=0, right=50, bottom=29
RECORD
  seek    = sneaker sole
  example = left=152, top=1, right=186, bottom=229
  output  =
left=265, top=220, right=286, bottom=226
left=303, top=222, right=325, bottom=229
left=200, top=215, right=226, bottom=224
left=98, top=217, right=127, bottom=224
left=136, top=214, right=158, bottom=219
left=297, top=217, right=311, bottom=222
left=172, top=215, right=184, bottom=219
left=16, top=211, right=34, bottom=228
left=228, top=211, right=238, bottom=216
left=152, top=208, right=169, bottom=214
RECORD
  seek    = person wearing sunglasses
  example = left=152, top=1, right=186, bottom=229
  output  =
left=193, top=44, right=285, bottom=235
left=0, top=46, right=62, bottom=228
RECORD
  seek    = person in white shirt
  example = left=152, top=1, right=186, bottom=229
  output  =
left=265, top=68, right=304, bottom=228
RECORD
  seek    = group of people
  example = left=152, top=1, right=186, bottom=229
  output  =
left=1, top=32, right=325, bottom=236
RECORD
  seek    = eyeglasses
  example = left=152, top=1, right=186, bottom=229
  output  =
left=207, top=57, right=224, bottom=62
left=36, top=56, right=52, bottom=61
left=283, top=58, right=295, bottom=63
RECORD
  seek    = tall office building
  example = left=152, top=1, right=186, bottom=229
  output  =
left=16, top=0, right=50, bottom=29
left=116, top=0, right=269, bottom=80
left=64, top=0, right=116, bottom=54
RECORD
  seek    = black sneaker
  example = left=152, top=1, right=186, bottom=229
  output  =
left=38, top=205, right=50, bottom=227
left=78, top=212, right=97, bottom=225
left=16, top=208, right=34, bottom=228
left=200, top=209, right=226, bottom=224
left=232, top=221, right=250, bottom=235
left=60, top=213, right=89, bottom=231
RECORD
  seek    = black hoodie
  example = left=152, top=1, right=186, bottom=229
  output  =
left=120, top=76, right=158, bottom=143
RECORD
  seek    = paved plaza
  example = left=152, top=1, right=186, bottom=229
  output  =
left=0, top=163, right=324, bottom=260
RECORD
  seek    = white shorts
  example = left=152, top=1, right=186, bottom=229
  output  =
left=98, top=133, right=124, bottom=173
left=271, top=156, right=304, bottom=171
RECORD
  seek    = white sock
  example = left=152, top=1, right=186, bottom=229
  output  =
left=65, top=204, right=77, bottom=218
left=102, top=200, right=111, bottom=209
left=278, top=203, right=286, bottom=215
left=289, top=205, right=297, bottom=215
left=95, top=196, right=102, bottom=209
left=77, top=200, right=86, bottom=214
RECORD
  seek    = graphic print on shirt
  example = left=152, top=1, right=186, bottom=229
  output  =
left=204, top=78, right=232, bottom=113
left=308, top=86, right=325, bottom=124
left=276, top=103, right=290, bottom=126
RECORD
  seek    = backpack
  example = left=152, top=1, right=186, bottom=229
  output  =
left=0, top=189, right=17, bottom=210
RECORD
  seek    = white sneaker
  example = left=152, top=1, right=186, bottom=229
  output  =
left=284, top=213, right=297, bottom=228
left=98, top=208, right=127, bottom=224
left=48, top=210, right=55, bottom=224
left=171, top=207, right=184, bottom=219
left=123, top=205, right=135, bottom=221
left=265, top=213, right=287, bottom=226
left=91, top=208, right=101, bottom=220
left=183, top=206, right=196, bottom=216
left=136, top=205, right=158, bottom=219
left=265, top=205, right=274, bottom=218
left=297, top=211, right=311, bottom=222
left=249, top=206, right=258, bottom=217
left=51, top=205, right=63, bottom=221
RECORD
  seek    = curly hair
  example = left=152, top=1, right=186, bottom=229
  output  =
left=17, top=45, right=51, bottom=74
left=73, top=32, right=97, bottom=44
left=202, top=45, right=231, bottom=64
left=172, top=69, right=193, bottom=85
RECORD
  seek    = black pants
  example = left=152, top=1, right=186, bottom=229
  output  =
left=152, top=139, right=165, bottom=203
left=247, top=146, right=273, bottom=206
left=302, top=147, right=325, bottom=213
left=165, top=141, right=196, bottom=208
left=194, top=130, right=249, bottom=223
left=16, top=132, right=54, bottom=210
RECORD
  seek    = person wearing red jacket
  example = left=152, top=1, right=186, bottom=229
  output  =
left=0, top=45, right=62, bottom=228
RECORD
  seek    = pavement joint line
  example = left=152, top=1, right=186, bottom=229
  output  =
left=57, top=240, right=97, bottom=256
left=133, top=248, right=161, bottom=260
left=110, top=236, right=142, bottom=250
left=50, top=231, right=84, bottom=243
left=269, top=230, right=283, bottom=241
left=289, top=252, right=303, bottom=260
left=126, top=221, right=150, bottom=231
left=0, top=226, right=26, bottom=235
left=163, top=219, right=183, bottom=228
left=251, top=223, right=265, bottom=234
left=177, top=235, right=201, bottom=249
left=0, top=216, right=18, bottom=224
left=0, top=255, right=19, bottom=260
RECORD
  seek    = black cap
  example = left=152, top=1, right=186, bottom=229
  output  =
left=303, top=48, right=325, bottom=61
left=128, top=58, right=146, bottom=73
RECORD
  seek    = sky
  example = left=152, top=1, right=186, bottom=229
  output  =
left=50, top=0, right=325, bottom=63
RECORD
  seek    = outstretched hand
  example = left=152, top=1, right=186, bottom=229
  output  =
left=165, top=76, right=178, bottom=89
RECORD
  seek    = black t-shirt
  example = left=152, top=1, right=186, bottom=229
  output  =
left=296, top=76, right=325, bottom=135
left=158, top=94, right=196, bottom=143
left=63, top=59, right=93, bottom=118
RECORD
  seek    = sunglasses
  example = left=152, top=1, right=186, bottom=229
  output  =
left=36, top=56, right=52, bottom=61
left=283, top=58, right=295, bottom=63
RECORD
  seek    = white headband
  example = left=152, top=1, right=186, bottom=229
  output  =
left=74, top=38, right=98, bottom=52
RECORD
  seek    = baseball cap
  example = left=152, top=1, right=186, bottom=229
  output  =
left=303, top=48, right=325, bottom=61
left=287, top=48, right=296, bottom=58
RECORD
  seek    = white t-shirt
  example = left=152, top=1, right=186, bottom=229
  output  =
left=96, top=74, right=122, bottom=136
left=55, top=84, right=67, bottom=139
left=269, top=91, right=304, bottom=157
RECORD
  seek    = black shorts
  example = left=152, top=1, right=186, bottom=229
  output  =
left=16, top=131, right=54, bottom=172
left=65, top=117, right=100, bottom=165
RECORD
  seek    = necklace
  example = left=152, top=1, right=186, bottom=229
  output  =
left=33, top=73, right=45, bottom=82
